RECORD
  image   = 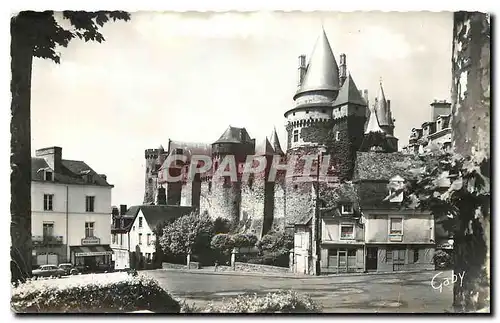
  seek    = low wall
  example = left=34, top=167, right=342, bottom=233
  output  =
left=162, top=263, right=187, bottom=270
left=233, top=262, right=291, bottom=274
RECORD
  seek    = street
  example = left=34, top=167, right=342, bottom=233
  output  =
left=143, top=269, right=454, bottom=313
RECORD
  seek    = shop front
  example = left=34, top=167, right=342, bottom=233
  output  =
left=70, top=237, right=113, bottom=273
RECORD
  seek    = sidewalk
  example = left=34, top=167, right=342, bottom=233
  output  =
left=150, top=267, right=439, bottom=279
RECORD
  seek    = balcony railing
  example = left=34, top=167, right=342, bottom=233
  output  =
left=32, top=235, right=64, bottom=245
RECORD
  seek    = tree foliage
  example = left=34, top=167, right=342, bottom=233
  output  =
left=159, top=212, right=214, bottom=256
left=14, top=11, right=130, bottom=63
left=385, top=150, right=490, bottom=312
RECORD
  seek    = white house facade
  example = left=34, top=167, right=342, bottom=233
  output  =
left=31, top=146, right=114, bottom=271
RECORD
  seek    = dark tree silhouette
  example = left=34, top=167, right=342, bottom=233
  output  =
left=10, top=11, right=130, bottom=284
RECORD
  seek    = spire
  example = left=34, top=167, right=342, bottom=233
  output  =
left=364, top=104, right=384, bottom=134
left=269, top=127, right=284, bottom=155
left=295, top=27, right=340, bottom=97
left=332, top=73, right=367, bottom=107
left=254, top=137, right=274, bottom=156
left=375, top=79, right=390, bottom=126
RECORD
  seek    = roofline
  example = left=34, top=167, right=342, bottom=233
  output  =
left=31, top=179, right=114, bottom=188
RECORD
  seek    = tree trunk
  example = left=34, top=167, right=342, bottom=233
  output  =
left=10, top=13, right=34, bottom=284
left=450, top=11, right=490, bottom=312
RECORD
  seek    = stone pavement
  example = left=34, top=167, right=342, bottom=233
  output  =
left=143, top=268, right=454, bottom=313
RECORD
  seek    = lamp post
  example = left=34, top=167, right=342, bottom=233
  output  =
left=314, top=152, right=323, bottom=276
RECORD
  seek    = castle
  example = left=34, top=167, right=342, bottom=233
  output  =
left=143, top=27, right=399, bottom=238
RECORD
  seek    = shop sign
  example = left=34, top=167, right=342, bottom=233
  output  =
left=81, top=237, right=100, bottom=245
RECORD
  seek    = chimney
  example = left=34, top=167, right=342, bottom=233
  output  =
left=339, top=53, right=347, bottom=87
left=157, top=186, right=167, bottom=205
left=112, top=206, right=119, bottom=217
left=119, top=204, right=127, bottom=216
left=297, top=55, right=307, bottom=86
left=363, top=90, right=369, bottom=106
left=35, top=147, right=62, bottom=172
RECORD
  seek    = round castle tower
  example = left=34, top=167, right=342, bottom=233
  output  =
left=284, top=27, right=369, bottom=225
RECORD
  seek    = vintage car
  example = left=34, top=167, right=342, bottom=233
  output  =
left=32, top=265, right=66, bottom=278
left=58, top=263, right=79, bottom=275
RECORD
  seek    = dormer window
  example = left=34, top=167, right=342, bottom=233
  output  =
left=44, top=170, right=53, bottom=181
left=341, top=203, right=353, bottom=215
left=335, top=131, right=340, bottom=141
left=389, top=175, right=405, bottom=203
left=175, top=148, right=183, bottom=155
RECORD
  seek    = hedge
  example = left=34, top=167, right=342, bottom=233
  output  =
left=11, top=273, right=180, bottom=313
left=185, top=291, right=322, bottom=313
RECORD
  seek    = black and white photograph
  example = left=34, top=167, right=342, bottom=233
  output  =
left=8, top=4, right=491, bottom=315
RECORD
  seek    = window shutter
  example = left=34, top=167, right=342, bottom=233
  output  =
left=408, top=248, right=414, bottom=264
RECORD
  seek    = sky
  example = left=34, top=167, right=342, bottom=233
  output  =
left=30, top=11, right=454, bottom=206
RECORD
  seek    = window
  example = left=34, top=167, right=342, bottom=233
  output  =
left=139, top=233, right=143, bottom=245
left=85, top=222, right=95, bottom=238
left=341, top=203, right=353, bottom=214
left=413, top=248, right=419, bottom=263
left=386, top=248, right=393, bottom=263
left=85, top=196, right=95, bottom=212
left=175, top=148, right=183, bottom=155
left=340, top=224, right=354, bottom=240
left=147, top=233, right=151, bottom=245
left=148, top=178, right=153, bottom=184
left=120, top=234, right=123, bottom=246
left=42, top=223, right=54, bottom=238
left=44, top=171, right=53, bottom=181
left=294, top=234, right=303, bottom=248
left=305, top=110, right=309, bottom=114
left=390, top=218, right=403, bottom=235
left=43, top=194, right=54, bottom=211
left=133, top=226, right=136, bottom=231
left=139, top=217, right=143, bottom=228
left=112, top=234, right=117, bottom=244
left=208, top=181, right=212, bottom=193
left=293, top=129, right=299, bottom=142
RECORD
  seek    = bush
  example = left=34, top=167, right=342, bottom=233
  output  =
left=247, top=251, right=289, bottom=268
left=257, top=230, right=293, bottom=253
left=232, top=233, right=258, bottom=249
left=211, top=234, right=235, bottom=254
left=433, top=250, right=453, bottom=268
left=11, top=273, right=180, bottom=313
left=201, top=291, right=322, bottom=313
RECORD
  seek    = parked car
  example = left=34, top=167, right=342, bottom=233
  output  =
left=58, top=263, right=79, bottom=275
left=32, top=265, right=66, bottom=278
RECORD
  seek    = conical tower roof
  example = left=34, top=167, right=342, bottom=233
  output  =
left=254, top=137, right=275, bottom=156
left=333, top=73, right=367, bottom=107
left=295, top=27, right=340, bottom=97
left=375, top=80, right=390, bottom=126
left=364, top=104, right=384, bottom=134
left=269, top=127, right=284, bottom=155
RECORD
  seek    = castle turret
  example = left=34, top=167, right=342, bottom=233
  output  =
left=144, top=147, right=164, bottom=204
left=211, top=126, right=254, bottom=224
left=371, top=80, right=398, bottom=151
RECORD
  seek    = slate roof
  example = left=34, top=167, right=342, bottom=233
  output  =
left=295, top=27, right=340, bottom=97
left=168, top=140, right=212, bottom=159
left=31, top=157, right=113, bottom=187
left=137, top=205, right=194, bottom=230
left=353, top=152, right=429, bottom=181
left=332, top=74, right=367, bottom=107
left=254, top=137, right=275, bottom=156
left=213, top=126, right=253, bottom=144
